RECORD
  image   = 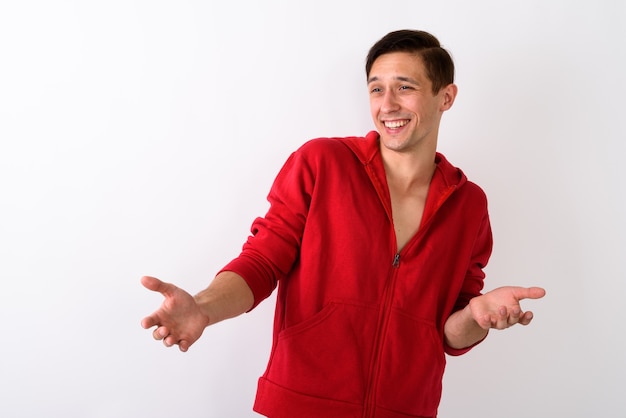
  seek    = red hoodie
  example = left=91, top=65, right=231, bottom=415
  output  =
left=221, top=131, right=492, bottom=418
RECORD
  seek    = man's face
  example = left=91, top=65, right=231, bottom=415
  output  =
left=367, top=52, right=454, bottom=154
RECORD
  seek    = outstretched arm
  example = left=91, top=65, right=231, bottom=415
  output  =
left=140, top=271, right=254, bottom=352
left=444, top=286, right=546, bottom=350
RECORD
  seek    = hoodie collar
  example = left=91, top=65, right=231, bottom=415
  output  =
left=339, top=131, right=468, bottom=229
left=339, top=131, right=467, bottom=190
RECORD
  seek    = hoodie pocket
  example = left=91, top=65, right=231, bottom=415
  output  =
left=376, top=308, right=445, bottom=416
left=266, top=301, right=379, bottom=404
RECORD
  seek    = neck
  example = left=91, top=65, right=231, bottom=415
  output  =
left=381, top=147, right=437, bottom=191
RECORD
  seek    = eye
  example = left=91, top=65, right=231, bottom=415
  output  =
left=399, top=85, right=413, bottom=91
left=370, top=87, right=382, bottom=94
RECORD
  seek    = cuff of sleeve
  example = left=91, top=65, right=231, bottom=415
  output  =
left=444, top=332, right=488, bottom=356
left=219, top=257, right=277, bottom=311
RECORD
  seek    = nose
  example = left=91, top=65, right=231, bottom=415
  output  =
left=380, top=90, right=400, bottom=113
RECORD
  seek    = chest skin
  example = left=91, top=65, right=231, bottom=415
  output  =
left=388, top=178, right=430, bottom=251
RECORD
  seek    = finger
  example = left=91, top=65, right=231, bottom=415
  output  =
left=153, top=326, right=168, bottom=341
left=179, top=340, right=190, bottom=352
left=508, top=306, right=522, bottom=326
left=492, top=306, right=509, bottom=330
left=163, top=334, right=179, bottom=347
left=477, top=313, right=492, bottom=329
left=518, top=311, right=534, bottom=326
left=141, top=315, right=159, bottom=329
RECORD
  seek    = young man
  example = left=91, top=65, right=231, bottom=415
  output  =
left=141, top=30, right=545, bottom=418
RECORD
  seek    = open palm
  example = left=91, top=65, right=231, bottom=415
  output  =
left=140, top=276, right=210, bottom=352
left=469, top=286, right=546, bottom=330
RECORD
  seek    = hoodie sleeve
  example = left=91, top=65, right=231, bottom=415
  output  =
left=219, top=146, right=315, bottom=310
left=444, top=203, right=493, bottom=356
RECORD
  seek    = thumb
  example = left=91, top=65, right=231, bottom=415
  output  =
left=515, top=286, right=546, bottom=300
left=141, top=276, right=176, bottom=296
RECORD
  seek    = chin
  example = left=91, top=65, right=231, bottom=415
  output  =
left=381, top=139, right=409, bottom=152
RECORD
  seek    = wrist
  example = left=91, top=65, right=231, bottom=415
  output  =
left=444, top=303, right=489, bottom=349
left=193, top=291, right=217, bottom=326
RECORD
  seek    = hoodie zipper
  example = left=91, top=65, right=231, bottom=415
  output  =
left=362, top=186, right=457, bottom=416
left=363, top=251, right=401, bottom=417
left=360, top=154, right=458, bottom=416
left=392, top=253, right=400, bottom=267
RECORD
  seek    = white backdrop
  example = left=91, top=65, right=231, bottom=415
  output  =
left=1, top=1, right=624, bottom=417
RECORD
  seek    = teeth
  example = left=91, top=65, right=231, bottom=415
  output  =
left=384, top=120, right=408, bottom=129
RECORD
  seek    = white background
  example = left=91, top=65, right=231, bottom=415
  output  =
left=1, top=1, right=624, bottom=417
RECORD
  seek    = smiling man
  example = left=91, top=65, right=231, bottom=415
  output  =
left=141, top=29, right=545, bottom=418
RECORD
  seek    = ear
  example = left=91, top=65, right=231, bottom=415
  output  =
left=439, top=83, right=458, bottom=111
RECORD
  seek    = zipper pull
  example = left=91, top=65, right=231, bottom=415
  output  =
left=392, top=253, right=400, bottom=267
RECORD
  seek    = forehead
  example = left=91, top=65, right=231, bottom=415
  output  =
left=368, top=51, right=427, bottom=83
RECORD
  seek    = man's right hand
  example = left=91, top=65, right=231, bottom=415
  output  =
left=140, top=276, right=211, bottom=352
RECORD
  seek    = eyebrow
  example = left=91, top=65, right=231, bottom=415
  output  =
left=367, top=75, right=420, bottom=85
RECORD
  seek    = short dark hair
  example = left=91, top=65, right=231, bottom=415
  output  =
left=365, top=29, right=455, bottom=94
